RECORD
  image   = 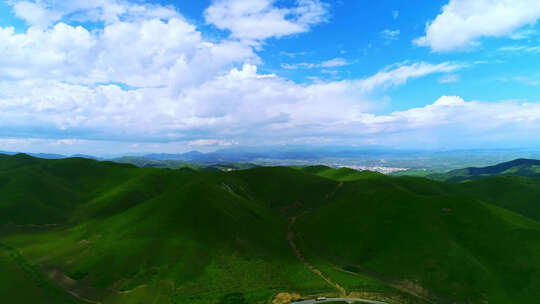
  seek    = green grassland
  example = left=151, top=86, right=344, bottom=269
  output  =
left=1, top=155, right=540, bottom=303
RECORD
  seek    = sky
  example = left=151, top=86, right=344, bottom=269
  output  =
left=1, top=0, right=540, bottom=155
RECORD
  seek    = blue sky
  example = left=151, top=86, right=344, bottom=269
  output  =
left=1, top=0, right=540, bottom=155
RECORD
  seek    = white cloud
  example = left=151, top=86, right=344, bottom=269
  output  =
left=4, top=0, right=537, bottom=151
left=12, top=1, right=62, bottom=28
left=509, top=28, right=537, bottom=40
left=188, top=139, right=238, bottom=147
left=354, top=62, right=463, bottom=93
left=204, top=0, right=328, bottom=40
left=415, top=0, right=540, bottom=52
left=392, top=10, right=399, bottom=20
left=280, top=51, right=309, bottom=58
left=321, top=58, right=348, bottom=68
left=2, top=69, right=540, bottom=149
left=327, top=96, right=540, bottom=148
left=514, top=76, right=539, bottom=86
left=438, top=74, right=460, bottom=83
left=281, top=57, right=348, bottom=69
left=381, top=29, right=400, bottom=42
left=499, top=45, right=540, bottom=53
left=0, top=18, right=257, bottom=87
left=0, top=61, right=465, bottom=145
left=9, top=0, right=180, bottom=28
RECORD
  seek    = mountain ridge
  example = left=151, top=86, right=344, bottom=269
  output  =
left=430, top=158, right=540, bottom=182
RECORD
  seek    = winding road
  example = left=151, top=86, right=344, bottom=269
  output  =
left=287, top=215, right=388, bottom=304
left=293, top=298, right=387, bottom=304
left=287, top=216, right=346, bottom=295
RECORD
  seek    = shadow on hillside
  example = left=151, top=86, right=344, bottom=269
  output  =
left=219, top=292, right=247, bottom=304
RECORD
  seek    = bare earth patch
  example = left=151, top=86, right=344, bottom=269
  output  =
left=272, top=292, right=302, bottom=304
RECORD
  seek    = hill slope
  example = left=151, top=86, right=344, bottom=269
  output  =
left=295, top=165, right=385, bottom=181
left=295, top=176, right=540, bottom=304
left=430, top=158, right=540, bottom=182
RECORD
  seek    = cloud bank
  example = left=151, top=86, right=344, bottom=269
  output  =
left=1, top=0, right=539, bottom=154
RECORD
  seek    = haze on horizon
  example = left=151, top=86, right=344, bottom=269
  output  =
left=1, top=0, right=540, bottom=156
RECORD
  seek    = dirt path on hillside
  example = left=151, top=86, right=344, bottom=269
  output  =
left=287, top=215, right=347, bottom=296
left=0, top=242, right=102, bottom=304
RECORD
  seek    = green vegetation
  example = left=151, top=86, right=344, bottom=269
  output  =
left=295, top=174, right=540, bottom=304
left=390, top=169, right=439, bottom=178
left=1, top=155, right=540, bottom=304
left=294, top=165, right=384, bottom=181
left=429, top=158, right=540, bottom=182
left=112, top=156, right=257, bottom=171
left=0, top=243, right=82, bottom=303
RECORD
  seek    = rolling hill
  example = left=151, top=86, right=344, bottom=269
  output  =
left=429, top=158, right=540, bottom=182
left=112, top=156, right=257, bottom=171
left=1, top=155, right=540, bottom=304
left=294, top=165, right=385, bottom=181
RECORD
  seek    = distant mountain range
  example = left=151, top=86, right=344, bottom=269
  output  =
left=0, top=151, right=67, bottom=159
left=3, top=147, right=540, bottom=172
left=112, top=155, right=257, bottom=171
left=142, top=147, right=380, bottom=162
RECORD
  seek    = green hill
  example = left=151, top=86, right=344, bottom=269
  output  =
left=455, top=175, right=540, bottom=221
left=1, top=155, right=540, bottom=304
left=295, top=176, right=540, bottom=304
left=429, top=158, right=540, bottom=182
left=294, top=165, right=385, bottom=181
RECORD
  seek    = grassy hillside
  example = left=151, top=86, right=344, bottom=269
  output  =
left=0, top=242, right=83, bottom=304
left=1, top=155, right=540, bottom=304
left=0, top=157, right=331, bottom=303
left=455, top=175, right=540, bottom=221
left=429, top=158, right=540, bottom=182
left=295, top=176, right=540, bottom=304
left=294, top=165, right=385, bottom=182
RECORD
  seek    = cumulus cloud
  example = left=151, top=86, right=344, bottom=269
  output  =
left=2, top=72, right=540, bottom=149
left=0, top=61, right=465, bottom=145
left=332, top=96, right=540, bottom=148
left=0, top=18, right=257, bottom=88
left=204, top=0, right=328, bottom=40
left=4, top=0, right=537, bottom=152
left=12, top=1, right=62, bottom=28
left=415, top=0, right=540, bottom=52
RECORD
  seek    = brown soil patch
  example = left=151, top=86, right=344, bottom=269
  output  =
left=272, top=292, right=302, bottom=304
